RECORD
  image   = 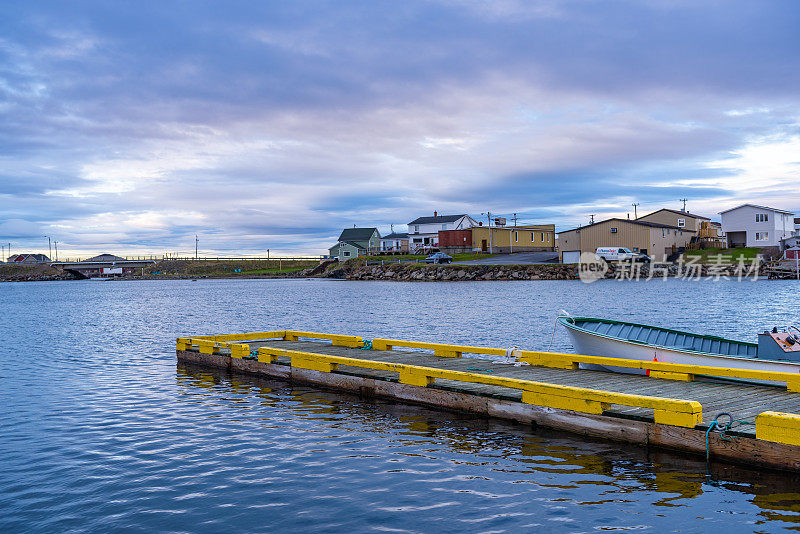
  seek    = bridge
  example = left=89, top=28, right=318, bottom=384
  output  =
left=50, top=254, right=157, bottom=278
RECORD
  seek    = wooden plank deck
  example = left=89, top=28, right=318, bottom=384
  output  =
left=240, top=339, right=800, bottom=437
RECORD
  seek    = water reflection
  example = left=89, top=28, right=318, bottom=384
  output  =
left=177, top=362, right=800, bottom=530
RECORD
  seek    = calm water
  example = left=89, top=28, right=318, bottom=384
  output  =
left=2, top=277, right=800, bottom=533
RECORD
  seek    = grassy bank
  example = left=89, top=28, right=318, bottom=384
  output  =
left=364, top=253, right=496, bottom=262
left=146, top=259, right=317, bottom=277
left=682, top=247, right=761, bottom=263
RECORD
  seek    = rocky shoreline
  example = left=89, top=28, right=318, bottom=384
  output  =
left=324, top=261, right=753, bottom=281
left=1, top=260, right=759, bottom=283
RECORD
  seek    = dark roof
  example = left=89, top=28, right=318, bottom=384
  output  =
left=558, top=218, right=682, bottom=234
left=341, top=241, right=367, bottom=249
left=381, top=232, right=408, bottom=239
left=337, top=227, right=378, bottom=242
left=639, top=208, right=709, bottom=220
left=83, top=254, right=126, bottom=262
left=408, top=214, right=467, bottom=225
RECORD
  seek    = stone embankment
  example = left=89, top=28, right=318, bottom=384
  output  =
left=327, top=262, right=578, bottom=281
left=324, top=261, right=754, bottom=281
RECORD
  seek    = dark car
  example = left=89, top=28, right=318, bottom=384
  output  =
left=423, top=252, right=453, bottom=264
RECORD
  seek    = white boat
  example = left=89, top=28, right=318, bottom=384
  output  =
left=560, top=316, right=800, bottom=382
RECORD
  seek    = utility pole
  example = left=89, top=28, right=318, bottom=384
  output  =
left=195, top=235, right=198, bottom=260
left=54, top=241, right=58, bottom=261
left=680, top=198, right=688, bottom=212
left=589, top=214, right=595, bottom=225
left=45, top=236, right=52, bottom=260
left=632, top=203, right=639, bottom=219
left=482, top=212, right=493, bottom=254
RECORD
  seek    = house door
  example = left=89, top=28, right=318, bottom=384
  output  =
left=481, top=239, right=488, bottom=252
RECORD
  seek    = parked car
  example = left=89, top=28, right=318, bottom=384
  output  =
left=595, top=247, right=650, bottom=263
left=423, top=252, right=453, bottom=264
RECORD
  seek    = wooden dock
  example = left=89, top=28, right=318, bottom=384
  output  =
left=176, top=331, right=800, bottom=472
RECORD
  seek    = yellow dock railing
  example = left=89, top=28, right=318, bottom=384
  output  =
left=756, top=412, right=800, bottom=446
left=371, top=338, right=507, bottom=358
left=176, top=330, right=363, bottom=359
left=255, top=346, right=703, bottom=428
left=517, top=351, right=800, bottom=392
left=175, top=330, right=800, bottom=445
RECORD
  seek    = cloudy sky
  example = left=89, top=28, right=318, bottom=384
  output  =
left=2, top=1, right=799, bottom=257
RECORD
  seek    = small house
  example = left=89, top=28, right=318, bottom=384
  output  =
left=720, top=204, right=795, bottom=248
left=328, top=227, right=380, bottom=261
left=379, top=232, right=409, bottom=254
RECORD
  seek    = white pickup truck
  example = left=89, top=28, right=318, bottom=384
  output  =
left=595, top=247, right=650, bottom=262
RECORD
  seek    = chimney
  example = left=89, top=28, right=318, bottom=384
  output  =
left=434, top=211, right=438, bottom=217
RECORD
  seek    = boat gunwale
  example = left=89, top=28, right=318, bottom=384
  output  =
left=557, top=316, right=789, bottom=363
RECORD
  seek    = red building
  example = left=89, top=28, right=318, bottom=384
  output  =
left=438, top=229, right=473, bottom=253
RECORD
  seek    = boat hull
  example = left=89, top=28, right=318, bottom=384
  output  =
left=563, top=320, right=800, bottom=385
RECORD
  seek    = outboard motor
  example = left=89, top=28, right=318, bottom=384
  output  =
left=758, top=326, right=800, bottom=361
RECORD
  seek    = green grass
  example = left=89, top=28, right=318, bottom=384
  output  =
left=365, top=253, right=496, bottom=262
left=682, top=247, right=761, bottom=263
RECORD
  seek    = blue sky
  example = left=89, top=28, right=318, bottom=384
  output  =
left=2, top=0, right=799, bottom=257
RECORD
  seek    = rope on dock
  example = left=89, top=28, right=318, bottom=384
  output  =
left=705, top=412, right=756, bottom=464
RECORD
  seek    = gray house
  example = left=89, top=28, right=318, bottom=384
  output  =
left=328, top=227, right=381, bottom=260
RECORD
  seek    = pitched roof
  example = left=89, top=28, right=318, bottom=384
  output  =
left=408, top=214, right=467, bottom=225
left=337, top=227, right=378, bottom=242
left=82, top=253, right=126, bottom=262
left=639, top=208, right=709, bottom=220
left=558, top=218, right=682, bottom=234
left=381, top=232, right=409, bottom=239
left=719, top=203, right=795, bottom=215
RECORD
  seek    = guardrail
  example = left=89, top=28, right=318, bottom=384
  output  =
left=176, top=330, right=800, bottom=443
left=371, top=338, right=508, bottom=358
left=518, top=351, right=800, bottom=392
left=176, top=330, right=364, bottom=357
left=255, top=347, right=703, bottom=428
left=756, top=411, right=800, bottom=446
left=161, top=255, right=320, bottom=262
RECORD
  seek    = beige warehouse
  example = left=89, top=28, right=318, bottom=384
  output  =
left=558, top=218, right=693, bottom=262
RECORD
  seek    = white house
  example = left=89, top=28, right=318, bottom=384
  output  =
left=719, top=204, right=795, bottom=248
left=407, top=212, right=479, bottom=251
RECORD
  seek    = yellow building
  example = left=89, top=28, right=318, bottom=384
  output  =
left=471, top=224, right=555, bottom=253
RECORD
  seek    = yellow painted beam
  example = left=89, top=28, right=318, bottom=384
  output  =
left=371, top=338, right=506, bottom=358
left=283, top=331, right=363, bottom=348
left=229, top=343, right=250, bottom=359
left=756, top=411, right=800, bottom=446
left=256, top=347, right=703, bottom=427
left=520, top=350, right=800, bottom=391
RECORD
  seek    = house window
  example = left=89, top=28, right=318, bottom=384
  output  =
left=343, top=250, right=351, bottom=257
left=541, top=232, right=546, bottom=242
left=756, top=213, right=769, bottom=222
left=755, top=232, right=769, bottom=241
left=441, top=224, right=447, bottom=230
left=678, top=218, right=685, bottom=228
left=531, top=232, right=535, bottom=241
left=414, top=225, right=419, bottom=233
left=514, top=231, right=518, bottom=243
left=611, top=227, right=618, bottom=233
